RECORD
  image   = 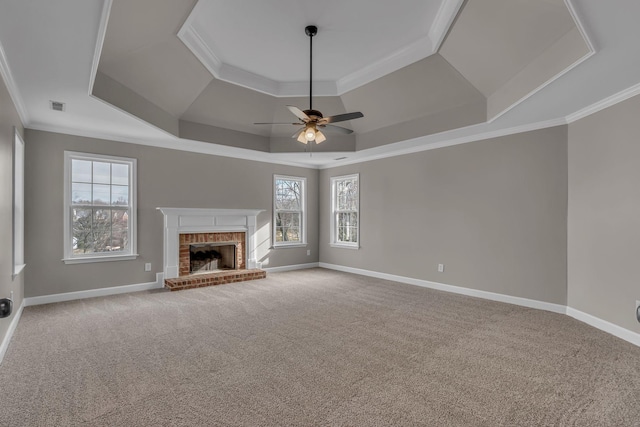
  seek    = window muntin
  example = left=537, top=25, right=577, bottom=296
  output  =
left=64, top=152, right=137, bottom=263
left=331, top=174, right=359, bottom=248
left=274, top=175, right=306, bottom=246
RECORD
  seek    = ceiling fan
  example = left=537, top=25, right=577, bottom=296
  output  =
left=254, top=25, right=364, bottom=144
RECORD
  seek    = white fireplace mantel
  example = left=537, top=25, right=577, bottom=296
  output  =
left=157, top=207, right=264, bottom=279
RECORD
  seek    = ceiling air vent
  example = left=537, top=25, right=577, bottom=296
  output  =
left=50, top=100, right=66, bottom=112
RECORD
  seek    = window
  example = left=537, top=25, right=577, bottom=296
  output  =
left=331, top=174, right=359, bottom=248
left=273, top=175, right=306, bottom=246
left=12, top=129, right=25, bottom=278
left=63, top=151, right=137, bottom=263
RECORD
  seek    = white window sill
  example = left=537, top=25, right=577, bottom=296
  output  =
left=330, top=243, right=360, bottom=250
left=272, top=243, right=308, bottom=249
left=12, top=264, right=26, bottom=279
left=62, top=254, right=139, bottom=264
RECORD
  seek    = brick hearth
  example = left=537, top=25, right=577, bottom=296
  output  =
left=164, top=269, right=266, bottom=291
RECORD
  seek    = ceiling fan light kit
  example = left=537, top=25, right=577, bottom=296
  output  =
left=254, top=25, right=363, bottom=145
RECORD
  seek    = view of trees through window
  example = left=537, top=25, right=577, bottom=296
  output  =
left=274, top=177, right=304, bottom=244
left=70, top=159, right=130, bottom=254
left=334, top=175, right=359, bottom=245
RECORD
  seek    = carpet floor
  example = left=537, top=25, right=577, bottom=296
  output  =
left=0, top=268, right=639, bottom=426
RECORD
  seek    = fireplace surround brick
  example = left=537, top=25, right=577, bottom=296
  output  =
left=178, top=232, right=246, bottom=276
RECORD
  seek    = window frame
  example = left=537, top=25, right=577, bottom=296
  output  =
left=63, top=151, right=138, bottom=264
left=330, top=173, right=360, bottom=249
left=12, top=128, right=25, bottom=278
left=273, top=174, right=307, bottom=248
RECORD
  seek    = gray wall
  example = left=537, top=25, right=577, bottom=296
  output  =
left=24, top=130, right=318, bottom=297
left=320, top=126, right=569, bottom=305
left=568, top=95, right=640, bottom=333
left=0, top=73, right=24, bottom=343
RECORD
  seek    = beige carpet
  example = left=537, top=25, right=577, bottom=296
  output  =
left=1, top=268, right=639, bottom=426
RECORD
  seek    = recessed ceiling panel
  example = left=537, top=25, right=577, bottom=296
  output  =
left=180, top=0, right=463, bottom=95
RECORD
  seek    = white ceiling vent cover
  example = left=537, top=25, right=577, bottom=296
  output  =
left=50, top=100, right=66, bottom=111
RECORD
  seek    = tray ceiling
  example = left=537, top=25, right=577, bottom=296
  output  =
left=9, top=0, right=640, bottom=167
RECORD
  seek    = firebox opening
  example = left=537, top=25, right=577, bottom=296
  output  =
left=189, top=242, right=238, bottom=274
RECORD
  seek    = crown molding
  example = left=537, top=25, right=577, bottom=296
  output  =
left=487, top=0, right=596, bottom=123
left=178, top=1, right=460, bottom=97
left=88, top=0, right=112, bottom=94
left=0, top=40, right=29, bottom=125
left=26, top=122, right=319, bottom=169
left=429, top=0, right=465, bottom=51
left=321, top=117, right=568, bottom=169
left=566, top=81, right=640, bottom=123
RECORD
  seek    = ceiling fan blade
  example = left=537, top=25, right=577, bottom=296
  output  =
left=254, top=122, right=302, bottom=125
left=315, top=131, right=326, bottom=143
left=320, top=124, right=354, bottom=134
left=320, top=111, right=364, bottom=124
left=287, top=105, right=310, bottom=121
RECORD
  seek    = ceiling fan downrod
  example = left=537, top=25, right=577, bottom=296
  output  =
left=305, top=25, right=317, bottom=111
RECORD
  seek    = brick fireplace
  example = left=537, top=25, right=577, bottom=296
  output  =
left=157, top=208, right=266, bottom=291
left=179, top=232, right=245, bottom=276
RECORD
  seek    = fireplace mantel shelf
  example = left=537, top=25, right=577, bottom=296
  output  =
left=157, top=208, right=264, bottom=217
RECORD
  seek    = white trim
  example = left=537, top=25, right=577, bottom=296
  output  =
left=565, top=0, right=596, bottom=54
left=63, top=151, right=138, bottom=262
left=23, top=273, right=164, bottom=307
left=263, top=262, right=319, bottom=273
left=330, top=174, right=360, bottom=248
left=12, top=128, right=25, bottom=280
left=177, top=2, right=458, bottom=97
left=566, top=81, right=640, bottom=123
left=487, top=0, right=597, bottom=124
left=319, top=263, right=640, bottom=348
left=319, top=263, right=566, bottom=314
left=429, top=0, right=465, bottom=51
left=323, top=118, right=568, bottom=169
left=0, top=40, right=29, bottom=125
left=12, top=264, right=25, bottom=276
left=566, top=307, right=640, bottom=348
left=88, top=0, right=112, bottom=93
left=273, top=175, right=307, bottom=247
left=157, top=208, right=264, bottom=278
left=335, top=35, right=435, bottom=95
left=329, top=243, right=360, bottom=250
left=0, top=301, right=24, bottom=365
left=62, top=254, right=139, bottom=264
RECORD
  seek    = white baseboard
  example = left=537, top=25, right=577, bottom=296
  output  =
left=319, top=263, right=566, bottom=314
left=23, top=272, right=165, bottom=307
left=0, top=301, right=24, bottom=364
left=263, top=262, right=319, bottom=273
left=566, top=307, right=640, bottom=347
left=319, top=263, right=640, bottom=348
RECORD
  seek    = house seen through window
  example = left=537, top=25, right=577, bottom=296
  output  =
left=63, top=151, right=137, bottom=263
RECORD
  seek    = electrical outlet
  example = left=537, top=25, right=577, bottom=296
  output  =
left=307, top=250, right=311, bottom=256
left=145, top=263, right=152, bottom=272
left=438, top=264, right=444, bottom=273
left=636, top=300, right=640, bottom=323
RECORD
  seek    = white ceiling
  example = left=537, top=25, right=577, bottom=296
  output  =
left=180, top=0, right=462, bottom=96
left=1, top=1, right=640, bottom=168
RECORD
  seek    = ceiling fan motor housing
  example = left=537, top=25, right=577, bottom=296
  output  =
left=303, top=109, right=323, bottom=119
